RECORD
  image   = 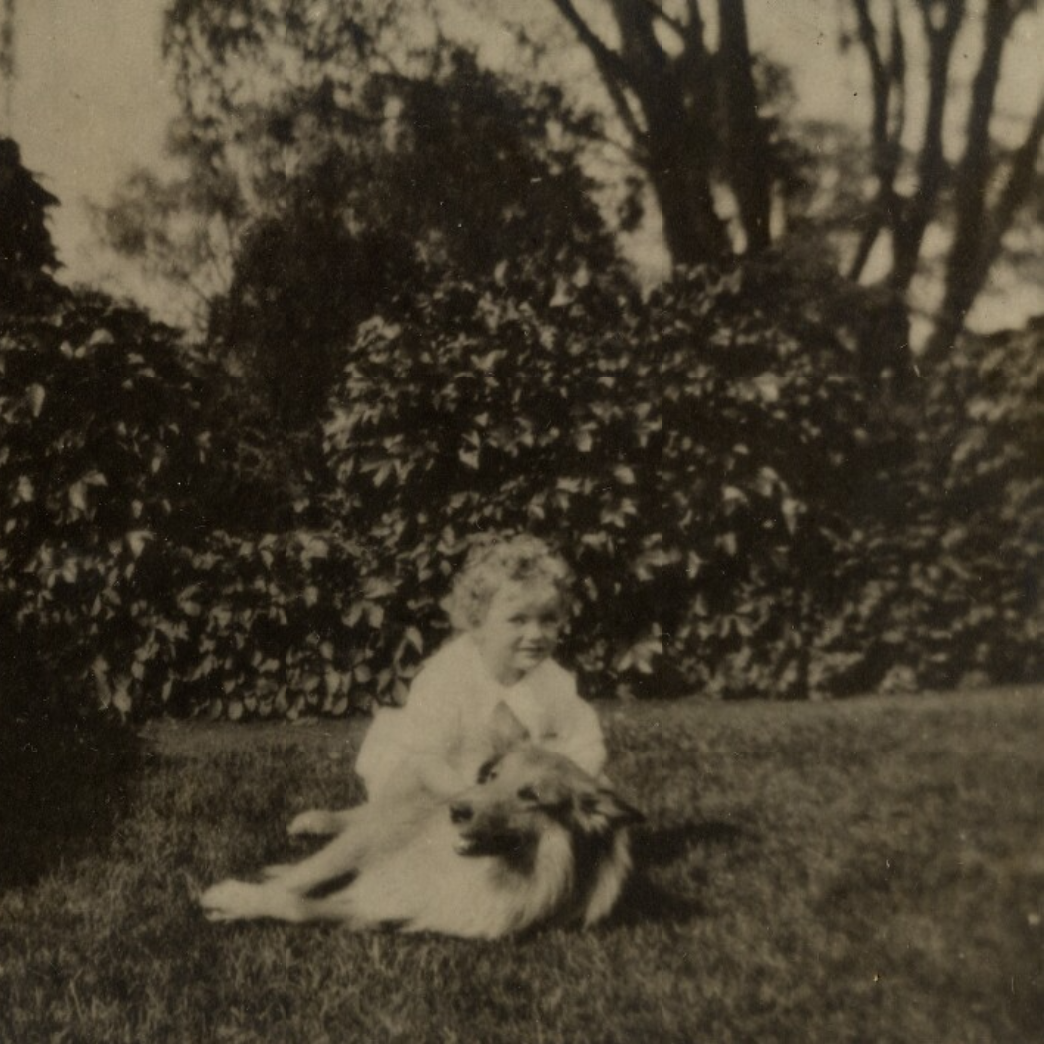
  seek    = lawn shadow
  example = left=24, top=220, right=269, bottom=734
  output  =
left=610, top=819, right=749, bottom=927
left=636, top=819, right=747, bottom=867
left=0, top=735, right=149, bottom=890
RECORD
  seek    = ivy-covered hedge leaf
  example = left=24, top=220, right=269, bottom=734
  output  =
left=1, top=288, right=245, bottom=715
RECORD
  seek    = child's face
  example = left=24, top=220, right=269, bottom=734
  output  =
left=472, top=580, right=566, bottom=686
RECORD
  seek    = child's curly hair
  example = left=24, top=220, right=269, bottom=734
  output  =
left=441, top=534, right=574, bottom=632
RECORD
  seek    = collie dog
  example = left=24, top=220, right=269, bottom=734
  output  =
left=200, top=704, right=642, bottom=938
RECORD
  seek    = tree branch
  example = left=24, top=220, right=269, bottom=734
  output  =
left=846, top=0, right=906, bottom=281
left=717, top=0, right=771, bottom=251
left=886, top=0, right=965, bottom=291
left=636, top=0, right=689, bottom=40
left=926, top=0, right=1024, bottom=359
left=546, top=0, right=647, bottom=149
left=947, top=0, right=1015, bottom=257
left=981, top=91, right=1044, bottom=273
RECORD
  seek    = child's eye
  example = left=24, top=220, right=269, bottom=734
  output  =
left=517, top=786, right=539, bottom=803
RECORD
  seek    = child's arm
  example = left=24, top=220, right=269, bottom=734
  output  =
left=541, top=669, right=608, bottom=778
left=409, top=747, right=473, bottom=798
left=394, top=654, right=475, bottom=798
left=356, top=645, right=473, bottom=802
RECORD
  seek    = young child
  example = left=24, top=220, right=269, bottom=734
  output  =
left=354, top=534, right=607, bottom=803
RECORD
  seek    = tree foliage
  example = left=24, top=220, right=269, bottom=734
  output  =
left=199, top=48, right=621, bottom=424
left=100, top=4, right=626, bottom=395
left=839, top=0, right=1044, bottom=359
left=101, top=1, right=1044, bottom=360
left=0, top=146, right=145, bottom=884
left=0, top=137, right=60, bottom=302
left=1, top=243, right=1039, bottom=716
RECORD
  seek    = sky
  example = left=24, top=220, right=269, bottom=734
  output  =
left=5, top=0, right=1042, bottom=330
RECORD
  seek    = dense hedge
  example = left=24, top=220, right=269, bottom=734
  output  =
left=322, top=269, right=659, bottom=693
left=0, top=290, right=415, bottom=719
left=3, top=261, right=1040, bottom=719
left=321, top=261, right=873, bottom=699
left=1, top=292, right=222, bottom=685
left=649, top=264, right=874, bottom=697
left=0, top=147, right=147, bottom=882
left=22, top=527, right=427, bottom=721
left=822, top=317, right=1043, bottom=694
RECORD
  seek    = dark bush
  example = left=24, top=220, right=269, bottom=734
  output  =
left=322, top=266, right=655, bottom=696
left=0, top=282, right=235, bottom=709
left=321, top=258, right=872, bottom=699
left=821, top=317, right=1043, bottom=694
left=5, top=132, right=1037, bottom=717
left=0, top=282, right=383, bottom=719
left=27, top=528, right=395, bottom=721
left=0, top=144, right=146, bottom=882
left=0, top=291, right=223, bottom=558
left=649, top=262, right=874, bottom=698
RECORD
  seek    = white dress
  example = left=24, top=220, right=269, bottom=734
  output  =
left=355, top=634, right=607, bottom=802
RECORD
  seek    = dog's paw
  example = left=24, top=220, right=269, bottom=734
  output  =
left=200, top=879, right=256, bottom=922
left=288, top=810, right=337, bottom=836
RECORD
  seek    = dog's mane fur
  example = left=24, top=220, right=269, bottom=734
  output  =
left=201, top=704, right=641, bottom=939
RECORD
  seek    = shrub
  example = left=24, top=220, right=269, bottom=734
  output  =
left=0, top=291, right=222, bottom=556
left=0, top=286, right=231, bottom=707
left=822, top=317, right=1043, bottom=693
left=7, top=209, right=1034, bottom=716
left=0, top=285, right=404, bottom=719
left=322, top=259, right=871, bottom=699
left=321, top=266, right=660, bottom=691
left=28, top=528, right=400, bottom=721
left=650, top=262, right=873, bottom=698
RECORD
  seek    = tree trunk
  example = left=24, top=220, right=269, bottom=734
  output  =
left=717, top=0, right=771, bottom=252
left=926, top=90, right=1044, bottom=361
left=889, top=0, right=965, bottom=293
left=607, top=0, right=729, bottom=265
left=924, top=0, right=1017, bottom=360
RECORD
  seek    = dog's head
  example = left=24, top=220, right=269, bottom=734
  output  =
left=448, top=703, right=643, bottom=861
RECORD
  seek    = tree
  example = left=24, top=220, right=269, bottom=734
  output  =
left=542, top=0, right=778, bottom=265
left=94, top=135, right=246, bottom=334
left=95, top=0, right=429, bottom=332
left=839, top=0, right=1043, bottom=359
left=100, top=4, right=629, bottom=423
left=0, top=136, right=59, bottom=305
left=0, top=0, right=14, bottom=129
left=529, top=0, right=1042, bottom=354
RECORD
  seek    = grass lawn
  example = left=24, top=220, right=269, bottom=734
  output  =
left=1, top=687, right=1042, bottom=1043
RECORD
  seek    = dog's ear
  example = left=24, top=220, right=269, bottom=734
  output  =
left=489, top=701, right=531, bottom=755
left=577, top=788, right=645, bottom=831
